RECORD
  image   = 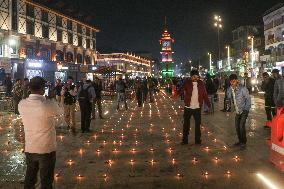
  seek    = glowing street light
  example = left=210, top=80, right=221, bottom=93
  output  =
left=248, top=36, right=254, bottom=70
left=214, top=15, right=223, bottom=61
left=225, top=45, right=231, bottom=71
left=208, top=52, right=212, bottom=75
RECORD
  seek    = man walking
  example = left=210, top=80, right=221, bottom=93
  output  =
left=54, top=79, right=63, bottom=104
left=19, top=76, right=62, bottom=189
left=12, top=78, right=23, bottom=115
left=261, top=72, right=276, bottom=127
left=181, top=70, right=211, bottom=145
left=78, top=79, right=96, bottom=133
left=227, top=74, right=251, bottom=148
left=92, top=77, right=104, bottom=119
left=116, top=77, right=128, bottom=110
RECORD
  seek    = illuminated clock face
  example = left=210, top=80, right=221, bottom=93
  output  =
left=163, top=41, right=170, bottom=47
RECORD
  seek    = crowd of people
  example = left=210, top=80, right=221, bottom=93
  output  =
left=4, top=68, right=284, bottom=189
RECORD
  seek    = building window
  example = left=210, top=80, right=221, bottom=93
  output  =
left=42, top=11, right=48, bottom=22
left=26, top=48, right=34, bottom=59
left=26, top=19, right=34, bottom=35
left=56, top=16, right=62, bottom=27
left=26, top=4, right=34, bottom=18
left=41, top=49, right=50, bottom=61
left=68, top=32, right=73, bottom=44
left=67, top=52, right=73, bottom=62
left=0, top=45, right=2, bottom=56
left=77, top=54, right=82, bottom=63
left=86, top=28, right=90, bottom=36
left=11, top=0, right=17, bottom=31
left=77, top=25, right=82, bottom=34
left=57, top=29, right=62, bottom=42
left=67, top=20, right=72, bottom=30
left=86, top=39, right=90, bottom=49
left=42, top=24, right=49, bottom=38
left=85, top=55, right=91, bottom=64
left=78, top=36, right=82, bottom=46
left=55, top=50, right=64, bottom=61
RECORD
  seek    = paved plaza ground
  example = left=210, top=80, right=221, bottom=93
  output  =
left=1, top=92, right=284, bottom=189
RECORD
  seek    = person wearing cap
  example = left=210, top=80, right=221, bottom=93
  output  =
left=227, top=74, right=251, bottom=148
left=261, top=72, right=276, bottom=127
left=180, top=70, right=211, bottom=145
left=273, top=69, right=284, bottom=108
left=18, top=76, right=62, bottom=189
left=272, top=69, right=281, bottom=80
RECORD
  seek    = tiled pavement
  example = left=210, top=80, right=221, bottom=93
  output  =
left=1, top=92, right=284, bottom=189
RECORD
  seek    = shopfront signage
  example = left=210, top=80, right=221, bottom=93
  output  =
left=69, top=64, right=78, bottom=72
left=80, top=65, right=88, bottom=73
left=27, top=59, right=43, bottom=68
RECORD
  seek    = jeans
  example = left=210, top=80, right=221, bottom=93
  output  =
left=63, top=104, right=76, bottom=128
left=117, top=92, right=128, bottom=110
left=182, top=108, right=201, bottom=143
left=235, top=111, right=249, bottom=144
left=79, top=102, right=92, bottom=131
left=24, top=151, right=56, bottom=189
left=203, top=95, right=214, bottom=112
left=13, top=99, right=21, bottom=115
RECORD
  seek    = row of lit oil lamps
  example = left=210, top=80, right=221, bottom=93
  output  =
left=52, top=92, right=240, bottom=183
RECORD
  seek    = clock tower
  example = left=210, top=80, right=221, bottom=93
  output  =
left=159, top=23, right=174, bottom=78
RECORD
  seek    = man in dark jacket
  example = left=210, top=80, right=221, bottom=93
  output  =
left=221, top=75, right=231, bottom=112
left=92, top=77, right=103, bottom=119
left=261, top=72, right=276, bottom=127
left=181, top=70, right=211, bottom=145
left=243, top=72, right=252, bottom=94
left=204, top=73, right=215, bottom=113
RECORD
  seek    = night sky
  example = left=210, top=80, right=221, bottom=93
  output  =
left=35, top=0, right=283, bottom=64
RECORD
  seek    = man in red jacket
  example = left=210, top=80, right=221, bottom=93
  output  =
left=181, top=70, right=211, bottom=145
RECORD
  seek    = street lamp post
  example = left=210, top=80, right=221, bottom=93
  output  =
left=214, top=15, right=223, bottom=62
left=208, top=52, right=212, bottom=75
left=248, top=36, right=254, bottom=71
left=225, top=45, right=230, bottom=71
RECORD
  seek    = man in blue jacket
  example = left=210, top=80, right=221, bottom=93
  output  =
left=227, top=74, right=251, bottom=148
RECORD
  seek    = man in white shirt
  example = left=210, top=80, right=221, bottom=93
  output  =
left=181, top=70, right=211, bottom=145
left=19, top=76, right=62, bottom=189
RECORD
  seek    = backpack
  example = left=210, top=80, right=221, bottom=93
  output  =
left=64, top=90, right=76, bottom=105
left=78, top=86, right=90, bottom=105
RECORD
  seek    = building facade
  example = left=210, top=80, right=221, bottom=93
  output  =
left=97, top=52, right=151, bottom=79
left=263, top=3, right=284, bottom=74
left=231, top=25, right=263, bottom=75
left=0, top=0, right=99, bottom=83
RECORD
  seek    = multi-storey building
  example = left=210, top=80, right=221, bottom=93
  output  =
left=263, top=3, right=284, bottom=74
left=231, top=25, right=263, bottom=74
left=0, top=0, right=99, bottom=82
left=96, top=53, right=151, bottom=79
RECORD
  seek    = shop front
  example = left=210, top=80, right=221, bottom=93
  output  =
left=25, top=59, right=56, bottom=82
left=55, top=63, right=68, bottom=82
left=275, top=61, right=284, bottom=75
